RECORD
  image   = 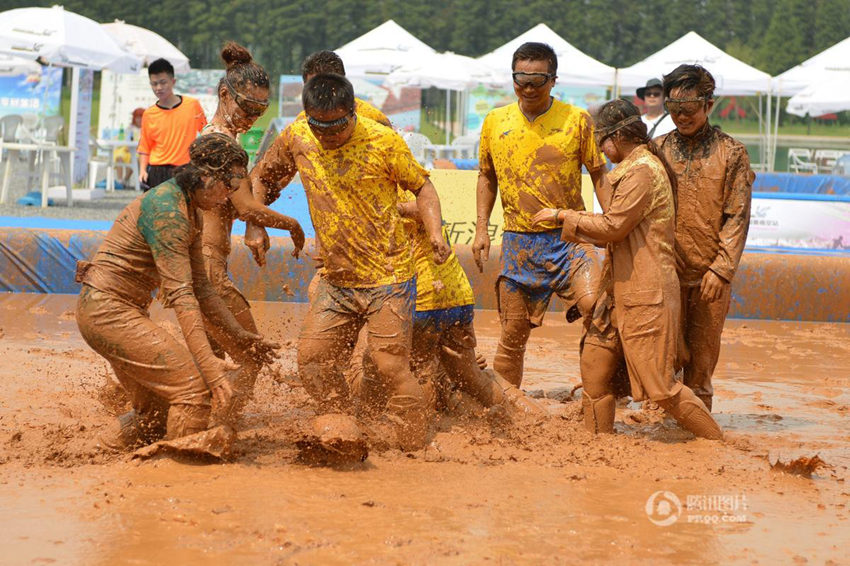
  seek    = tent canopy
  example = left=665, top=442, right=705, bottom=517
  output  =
left=385, top=52, right=501, bottom=91
left=617, top=31, right=771, bottom=96
left=478, top=23, right=615, bottom=88
left=774, top=36, right=850, bottom=95
left=786, top=71, right=850, bottom=117
left=102, top=20, right=190, bottom=73
left=336, top=20, right=435, bottom=77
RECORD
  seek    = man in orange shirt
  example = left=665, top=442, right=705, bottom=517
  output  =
left=138, top=58, right=207, bottom=190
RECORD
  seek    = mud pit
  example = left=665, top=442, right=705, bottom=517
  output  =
left=1, top=293, right=847, bottom=565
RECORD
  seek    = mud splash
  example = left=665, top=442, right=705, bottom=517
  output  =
left=0, top=293, right=848, bottom=564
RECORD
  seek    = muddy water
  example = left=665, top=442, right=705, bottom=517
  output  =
left=0, top=293, right=848, bottom=565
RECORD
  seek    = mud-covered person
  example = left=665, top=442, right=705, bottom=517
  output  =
left=350, top=192, right=547, bottom=420
left=199, top=42, right=304, bottom=424
left=653, top=65, right=754, bottom=411
left=534, top=99, right=722, bottom=439
left=472, top=42, right=607, bottom=388
left=138, top=58, right=207, bottom=190
left=244, top=50, right=392, bottom=266
left=76, top=133, right=279, bottom=451
left=247, top=74, right=451, bottom=449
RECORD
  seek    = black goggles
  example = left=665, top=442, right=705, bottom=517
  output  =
left=512, top=72, right=555, bottom=88
left=306, top=112, right=355, bottom=135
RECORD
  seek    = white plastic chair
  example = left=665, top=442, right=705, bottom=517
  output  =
left=787, top=148, right=816, bottom=174
left=450, top=134, right=480, bottom=159
left=402, top=132, right=431, bottom=165
left=813, top=149, right=844, bottom=174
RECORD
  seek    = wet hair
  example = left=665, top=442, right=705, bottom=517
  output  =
left=301, top=50, right=346, bottom=81
left=512, top=42, right=557, bottom=75
left=662, top=64, right=715, bottom=100
left=219, top=41, right=270, bottom=92
left=148, top=58, right=174, bottom=78
left=174, top=133, right=248, bottom=194
left=594, top=99, right=677, bottom=193
left=302, top=73, right=355, bottom=114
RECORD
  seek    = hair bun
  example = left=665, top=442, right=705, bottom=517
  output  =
left=221, top=41, right=253, bottom=68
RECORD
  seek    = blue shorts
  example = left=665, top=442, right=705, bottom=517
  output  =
left=413, top=304, right=474, bottom=334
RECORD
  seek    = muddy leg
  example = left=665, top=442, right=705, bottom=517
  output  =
left=580, top=342, right=618, bottom=434
left=681, top=284, right=731, bottom=412
left=657, top=386, right=723, bottom=440
left=166, top=402, right=211, bottom=440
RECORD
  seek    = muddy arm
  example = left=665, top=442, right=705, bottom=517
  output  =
left=709, top=146, right=754, bottom=282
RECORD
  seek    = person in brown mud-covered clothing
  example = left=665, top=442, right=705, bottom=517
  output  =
left=534, top=99, right=722, bottom=439
left=199, top=42, right=304, bottom=426
left=653, top=64, right=754, bottom=412
left=76, top=134, right=279, bottom=450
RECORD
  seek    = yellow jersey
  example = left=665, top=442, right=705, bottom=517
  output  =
left=398, top=190, right=475, bottom=311
left=253, top=116, right=426, bottom=288
left=478, top=99, right=605, bottom=232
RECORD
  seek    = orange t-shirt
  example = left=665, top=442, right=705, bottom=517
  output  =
left=137, top=95, right=207, bottom=166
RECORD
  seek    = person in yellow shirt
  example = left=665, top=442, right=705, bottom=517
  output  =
left=138, top=58, right=207, bottom=190
left=472, top=42, right=607, bottom=388
left=248, top=74, right=451, bottom=449
left=299, top=50, right=391, bottom=127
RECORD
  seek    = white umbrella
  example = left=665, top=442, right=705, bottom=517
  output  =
left=0, top=53, right=41, bottom=76
left=786, top=71, right=850, bottom=117
left=0, top=6, right=141, bottom=73
left=386, top=52, right=502, bottom=143
left=102, top=20, right=190, bottom=73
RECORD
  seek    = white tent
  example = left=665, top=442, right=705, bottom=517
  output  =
left=336, top=20, right=435, bottom=77
left=786, top=72, right=850, bottom=117
left=102, top=20, right=190, bottom=74
left=774, top=36, right=850, bottom=96
left=385, top=52, right=502, bottom=91
left=0, top=53, right=42, bottom=76
left=386, top=52, right=503, bottom=143
left=617, top=31, right=771, bottom=96
left=478, top=23, right=615, bottom=88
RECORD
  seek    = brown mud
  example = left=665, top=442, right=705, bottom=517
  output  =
left=0, top=293, right=848, bottom=565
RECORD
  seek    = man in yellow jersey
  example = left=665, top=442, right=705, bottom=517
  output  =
left=472, top=42, right=607, bottom=388
left=138, top=58, right=207, bottom=190
left=249, top=74, right=451, bottom=449
left=300, top=50, right=391, bottom=127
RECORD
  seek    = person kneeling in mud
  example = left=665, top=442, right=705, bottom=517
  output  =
left=247, top=74, right=451, bottom=449
left=199, top=42, right=305, bottom=426
left=76, top=133, right=279, bottom=451
left=532, top=99, right=722, bottom=440
left=349, top=193, right=547, bottom=421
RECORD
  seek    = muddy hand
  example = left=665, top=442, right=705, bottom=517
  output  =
left=699, top=270, right=727, bottom=303
left=532, top=208, right=560, bottom=226
left=290, top=224, right=305, bottom=259
left=431, top=238, right=452, bottom=265
left=471, top=230, right=490, bottom=273
left=211, top=378, right=234, bottom=409
left=244, top=224, right=270, bottom=267
left=241, top=332, right=280, bottom=366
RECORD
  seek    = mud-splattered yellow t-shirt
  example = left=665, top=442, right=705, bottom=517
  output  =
left=398, top=190, right=475, bottom=311
left=478, top=99, right=605, bottom=232
left=295, top=98, right=391, bottom=127
left=254, top=116, right=426, bottom=288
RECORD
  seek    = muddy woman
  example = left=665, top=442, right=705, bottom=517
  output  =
left=533, top=99, right=722, bottom=439
left=76, top=133, right=279, bottom=450
left=199, top=42, right=305, bottom=424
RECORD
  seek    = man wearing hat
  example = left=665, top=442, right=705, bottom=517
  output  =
left=637, top=78, right=676, bottom=138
